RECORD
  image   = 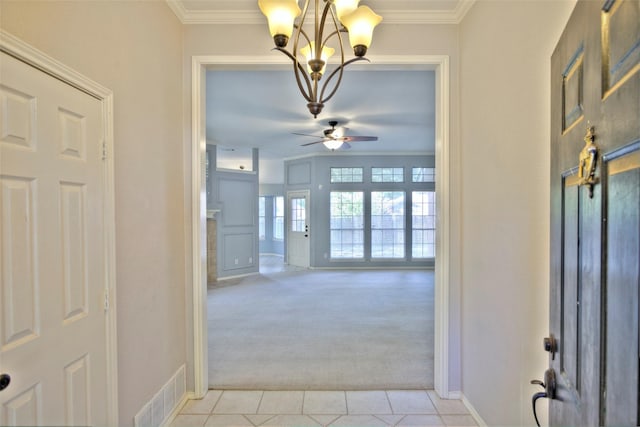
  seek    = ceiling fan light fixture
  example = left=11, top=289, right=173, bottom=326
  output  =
left=323, top=139, right=344, bottom=150
left=296, top=120, right=377, bottom=149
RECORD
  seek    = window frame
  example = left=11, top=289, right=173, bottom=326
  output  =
left=411, top=190, right=436, bottom=259
left=330, top=167, right=364, bottom=183
left=371, top=167, right=405, bottom=183
left=370, top=190, right=406, bottom=259
left=329, top=191, right=365, bottom=259
left=273, top=196, right=284, bottom=241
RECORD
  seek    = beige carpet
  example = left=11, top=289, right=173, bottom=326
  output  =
left=208, top=269, right=433, bottom=390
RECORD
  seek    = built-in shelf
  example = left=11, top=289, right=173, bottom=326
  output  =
left=207, top=209, right=220, bottom=219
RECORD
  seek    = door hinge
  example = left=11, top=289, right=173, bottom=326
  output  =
left=104, top=288, right=110, bottom=311
left=102, top=140, right=107, bottom=160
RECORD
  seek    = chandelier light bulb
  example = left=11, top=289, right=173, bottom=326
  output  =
left=258, top=0, right=301, bottom=46
left=301, top=43, right=335, bottom=76
left=340, top=5, right=382, bottom=56
left=334, top=0, right=360, bottom=23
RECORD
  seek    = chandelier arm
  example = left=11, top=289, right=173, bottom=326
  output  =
left=319, top=57, right=369, bottom=103
left=292, top=24, right=312, bottom=48
left=318, top=21, right=347, bottom=104
left=328, top=14, right=346, bottom=101
left=316, top=0, right=335, bottom=58
left=321, top=5, right=344, bottom=49
left=314, top=0, right=321, bottom=60
left=321, top=28, right=347, bottom=49
left=274, top=47, right=314, bottom=101
left=293, top=0, right=317, bottom=102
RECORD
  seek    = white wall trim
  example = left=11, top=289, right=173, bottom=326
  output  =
left=167, top=0, right=476, bottom=25
left=190, top=54, right=453, bottom=397
left=0, top=29, right=119, bottom=426
left=434, top=55, right=451, bottom=399
left=461, top=393, right=488, bottom=427
left=191, top=55, right=209, bottom=399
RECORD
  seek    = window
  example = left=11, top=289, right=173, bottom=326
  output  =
left=331, top=167, right=363, bottom=183
left=372, top=167, right=404, bottom=183
left=274, top=196, right=284, bottom=240
left=290, top=197, right=306, bottom=232
left=371, top=191, right=405, bottom=258
left=412, top=167, right=435, bottom=182
left=412, top=191, right=436, bottom=258
left=258, top=196, right=266, bottom=240
left=330, top=192, right=364, bottom=258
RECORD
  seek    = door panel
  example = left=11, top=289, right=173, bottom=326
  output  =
left=0, top=51, right=108, bottom=426
left=560, top=179, right=579, bottom=395
left=1, top=177, right=38, bottom=350
left=602, top=145, right=640, bottom=426
left=3, top=385, right=40, bottom=426
left=548, top=0, right=639, bottom=425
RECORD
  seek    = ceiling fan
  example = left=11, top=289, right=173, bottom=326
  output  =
left=294, top=120, right=378, bottom=150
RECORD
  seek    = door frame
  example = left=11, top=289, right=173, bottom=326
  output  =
left=286, top=190, right=311, bottom=268
left=0, top=30, right=118, bottom=425
left=191, top=54, right=452, bottom=398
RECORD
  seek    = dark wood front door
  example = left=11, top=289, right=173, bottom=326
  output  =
left=546, top=0, right=640, bottom=425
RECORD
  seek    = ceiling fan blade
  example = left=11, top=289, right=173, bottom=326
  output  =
left=300, top=140, right=326, bottom=146
left=343, top=136, right=378, bottom=142
left=292, top=132, right=323, bottom=138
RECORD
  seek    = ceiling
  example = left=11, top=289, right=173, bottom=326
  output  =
left=176, top=0, right=470, bottom=182
left=206, top=69, right=436, bottom=172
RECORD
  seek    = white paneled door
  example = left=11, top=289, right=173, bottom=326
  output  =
left=0, top=51, right=109, bottom=425
left=287, top=191, right=310, bottom=268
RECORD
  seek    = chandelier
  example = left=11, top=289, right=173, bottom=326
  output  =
left=258, top=0, right=382, bottom=118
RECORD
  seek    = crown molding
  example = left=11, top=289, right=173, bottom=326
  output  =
left=167, top=0, right=476, bottom=25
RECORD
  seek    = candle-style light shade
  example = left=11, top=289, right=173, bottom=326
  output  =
left=340, top=6, right=382, bottom=56
left=258, top=0, right=301, bottom=44
left=334, top=0, right=359, bottom=22
left=301, top=43, right=335, bottom=75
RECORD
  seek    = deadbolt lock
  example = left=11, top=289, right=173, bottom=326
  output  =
left=543, top=335, right=557, bottom=360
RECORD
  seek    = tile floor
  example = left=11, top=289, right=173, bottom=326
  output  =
left=171, top=390, right=478, bottom=427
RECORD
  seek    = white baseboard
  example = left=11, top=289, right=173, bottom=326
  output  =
left=134, top=364, right=187, bottom=427
left=216, top=271, right=259, bottom=281
left=461, top=393, right=488, bottom=427
left=449, top=391, right=463, bottom=399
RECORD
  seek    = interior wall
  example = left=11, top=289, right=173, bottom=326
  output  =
left=0, top=2, right=186, bottom=426
left=183, top=21, right=464, bottom=394
left=214, top=170, right=260, bottom=279
left=458, top=1, right=576, bottom=424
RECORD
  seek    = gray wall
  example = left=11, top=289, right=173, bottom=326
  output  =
left=210, top=149, right=260, bottom=279
left=459, top=1, right=576, bottom=424
left=285, top=154, right=434, bottom=268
